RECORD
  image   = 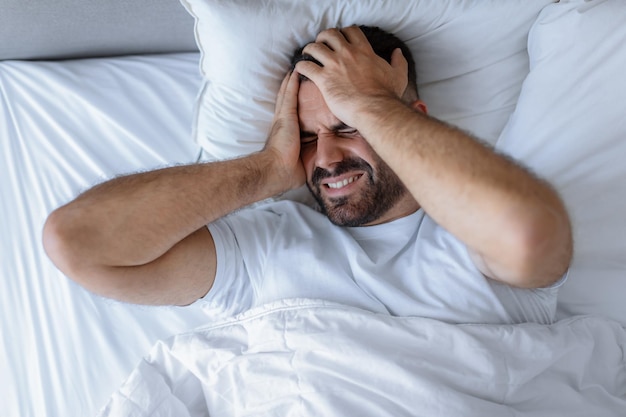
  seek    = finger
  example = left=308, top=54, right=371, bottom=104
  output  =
left=315, top=27, right=348, bottom=50
left=278, top=71, right=292, bottom=96
left=301, top=42, right=334, bottom=65
left=281, top=70, right=300, bottom=111
left=340, top=25, right=368, bottom=45
left=391, top=48, right=408, bottom=72
left=275, top=71, right=300, bottom=114
left=295, top=60, right=324, bottom=84
left=391, top=48, right=409, bottom=93
left=274, top=71, right=292, bottom=112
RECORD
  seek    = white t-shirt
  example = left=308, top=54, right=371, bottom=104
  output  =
left=204, top=200, right=563, bottom=324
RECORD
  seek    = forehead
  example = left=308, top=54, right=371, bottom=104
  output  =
left=297, top=81, right=341, bottom=130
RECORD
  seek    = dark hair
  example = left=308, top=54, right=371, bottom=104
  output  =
left=290, top=25, right=418, bottom=99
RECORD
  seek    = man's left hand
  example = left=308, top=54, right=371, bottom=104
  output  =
left=295, top=25, right=409, bottom=130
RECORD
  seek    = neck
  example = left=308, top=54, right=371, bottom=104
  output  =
left=364, top=195, right=420, bottom=226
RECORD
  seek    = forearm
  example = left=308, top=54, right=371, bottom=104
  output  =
left=357, top=98, right=549, bottom=226
left=357, top=97, right=572, bottom=285
left=45, top=151, right=286, bottom=270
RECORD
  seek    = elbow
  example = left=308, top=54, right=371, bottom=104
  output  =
left=43, top=207, right=139, bottom=302
left=43, top=208, right=72, bottom=273
left=509, top=206, right=573, bottom=289
left=42, top=206, right=88, bottom=280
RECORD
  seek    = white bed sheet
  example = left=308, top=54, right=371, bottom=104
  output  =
left=0, top=53, right=224, bottom=417
left=99, top=299, right=626, bottom=417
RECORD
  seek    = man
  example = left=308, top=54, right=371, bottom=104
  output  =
left=43, top=26, right=572, bottom=324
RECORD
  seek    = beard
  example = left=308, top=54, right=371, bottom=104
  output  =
left=306, top=156, right=409, bottom=227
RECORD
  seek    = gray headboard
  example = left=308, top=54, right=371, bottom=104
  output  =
left=0, top=0, right=198, bottom=60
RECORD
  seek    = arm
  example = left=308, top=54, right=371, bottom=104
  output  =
left=43, top=72, right=304, bottom=305
left=296, top=26, right=572, bottom=288
left=354, top=99, right=572, bottom=288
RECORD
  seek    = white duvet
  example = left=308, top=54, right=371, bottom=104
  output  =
left=99, top=299, right=626, bottom=416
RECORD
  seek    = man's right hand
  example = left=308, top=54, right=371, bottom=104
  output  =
left=263, top=70, right=306, bottom=192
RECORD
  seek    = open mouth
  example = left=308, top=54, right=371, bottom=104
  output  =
left=325, top=174, right=362, bottom=189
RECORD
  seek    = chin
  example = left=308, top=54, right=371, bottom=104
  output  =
left=306, top=171, right=408, bottom=227
left=320, top=197, right=383, bottom=227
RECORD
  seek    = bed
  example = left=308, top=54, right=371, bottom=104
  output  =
left=2, top=0, right=625, bottom=416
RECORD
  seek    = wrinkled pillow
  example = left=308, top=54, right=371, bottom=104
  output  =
left=179, top=0, right=553, bottom=160
left=496, top=0, right=626, bottom=324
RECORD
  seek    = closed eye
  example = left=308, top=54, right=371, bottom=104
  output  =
left=332, top=122, right=359, bottom=138
left=337, top=128, right=358, bottom=137
left=300, top=131, right=318, bottom=146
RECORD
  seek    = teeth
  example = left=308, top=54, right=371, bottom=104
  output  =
left=327, top=175, right=358, bottom=189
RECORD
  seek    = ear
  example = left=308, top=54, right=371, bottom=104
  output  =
left=410, top=99, right=428, bottom=114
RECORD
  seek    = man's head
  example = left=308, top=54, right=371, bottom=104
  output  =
left=292, top=26, right=423, bottom=227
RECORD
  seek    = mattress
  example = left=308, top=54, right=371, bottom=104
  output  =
left=0, top=52, right=222, bottom=417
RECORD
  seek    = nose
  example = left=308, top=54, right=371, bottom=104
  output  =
left=314, top=133, right=345, bottom=170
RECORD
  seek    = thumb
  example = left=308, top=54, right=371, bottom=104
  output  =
left=390, top=48, right=409, bottom=95
left=390, top=48, right=407, bottom=71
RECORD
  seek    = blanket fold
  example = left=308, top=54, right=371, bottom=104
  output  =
left=98, top=298, right=626, bottom=416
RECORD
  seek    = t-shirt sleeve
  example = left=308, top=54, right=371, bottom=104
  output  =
left=202, top=205, right=283, bottom=316
left=488, top=269, right=568, bottom=324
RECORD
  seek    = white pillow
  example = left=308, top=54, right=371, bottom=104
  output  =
left=496, top=0, right=626, bottom=324
left=179, top=0, right=553, bottom=161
